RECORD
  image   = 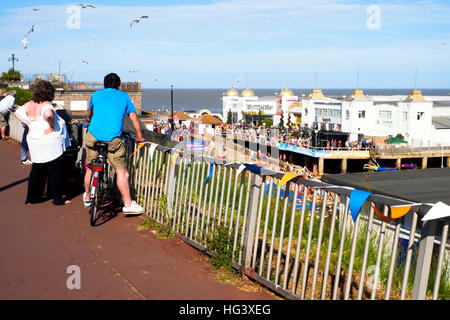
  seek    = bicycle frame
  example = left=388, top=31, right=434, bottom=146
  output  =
left=87, top=133, right=134, bottom=226
left=88, top=143, right=109, bottom=226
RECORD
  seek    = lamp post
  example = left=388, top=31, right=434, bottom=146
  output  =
left=8, top=53, right=19, bottom=71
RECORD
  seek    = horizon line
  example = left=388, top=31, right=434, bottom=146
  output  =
left=141, top=87, right=450, bottom=91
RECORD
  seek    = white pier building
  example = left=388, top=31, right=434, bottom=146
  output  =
left=222, top=87, right=450, bottom=146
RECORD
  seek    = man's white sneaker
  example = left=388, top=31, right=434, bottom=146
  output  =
left=83, top=192, right=91, bottom=208
left=122, top=201, right=144, bottom=215
left=21, top=159, right=32, bottom=165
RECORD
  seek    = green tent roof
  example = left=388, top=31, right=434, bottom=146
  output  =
left=384, top=136, right=408, bottom=144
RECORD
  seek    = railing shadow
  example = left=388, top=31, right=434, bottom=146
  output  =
left=0, top=177, right=29, bottom=192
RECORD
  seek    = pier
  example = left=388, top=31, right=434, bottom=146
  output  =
left=232, top=137, right=450, bottom=175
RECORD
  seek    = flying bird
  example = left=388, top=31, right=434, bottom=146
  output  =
left=80, top=59, right=89, bottom=64
left=22, top=35, right=28, bottom=49
left=77, top=4, right=95, bottom=9
left=129, top=70, right=138, bottom=73
left=130, top=16, right=149, bottom=28
left=27, top=24, right=35, bottom=36
left=32, top=7, right=40, bottom=11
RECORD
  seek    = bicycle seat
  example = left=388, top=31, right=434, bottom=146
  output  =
left=94, top=142, right=109, bottom=152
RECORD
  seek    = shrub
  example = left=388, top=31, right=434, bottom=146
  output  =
left=1, top=68, right=22, bottom=82
left=6, top=87, right=33, bottom=106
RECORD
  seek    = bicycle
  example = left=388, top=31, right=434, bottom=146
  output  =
left=87, top=141, right=118, bottom=226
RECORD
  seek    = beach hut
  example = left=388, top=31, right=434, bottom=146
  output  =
left=193, top=113, right=223, bottom=135
left=174, top=110, right=192, bottom=126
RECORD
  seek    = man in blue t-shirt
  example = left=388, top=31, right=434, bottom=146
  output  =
left=83, top=73, right=145, bottom=214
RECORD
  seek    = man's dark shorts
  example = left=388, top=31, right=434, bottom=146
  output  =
left=0, top=113, right=8, bottom=128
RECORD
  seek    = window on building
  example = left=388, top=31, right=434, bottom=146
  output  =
left=402, top=111, right=407, bottom=121
left=358, top=110, right=366, bottom=118
left=346, top=110, right=350, bottom=120
left=315, top=108, right=322, bottom=116
left=378, top=110, right=392, bottom=120
left=417, top=112, right=424, bottom=120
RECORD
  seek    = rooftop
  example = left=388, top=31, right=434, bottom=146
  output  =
left=321, top=167, right=450, bottom=205
left=193, top=113, right=222, bottom=124
left=432, top=116, right=450, bottom=129
left=174, top=110, right=191, bottom=120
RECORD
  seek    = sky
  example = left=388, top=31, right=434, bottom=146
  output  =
left=0, top=0, right=449, bottom=89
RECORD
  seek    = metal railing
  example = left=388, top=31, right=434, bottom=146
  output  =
left=376, top=145, right=450, bottom=156
left=7, top=116, right=449, bottom=300
left=123, top=138, right=449, bottom=300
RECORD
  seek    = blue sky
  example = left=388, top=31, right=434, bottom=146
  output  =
left=1, top=0, right=449, bottom=89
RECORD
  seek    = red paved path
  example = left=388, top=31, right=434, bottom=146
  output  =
left=0, top=141, right=276, bottom=300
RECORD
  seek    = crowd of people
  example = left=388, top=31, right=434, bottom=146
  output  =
left=123, top=113, right=381, bottom=169
left=145, top=119, right=377, bottom=168
left=279, top=131, right=376, bottom=151
left=3, top=80, right=381, bottom=209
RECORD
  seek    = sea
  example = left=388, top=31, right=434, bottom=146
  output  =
left=142, top=88, right=450, bottom=113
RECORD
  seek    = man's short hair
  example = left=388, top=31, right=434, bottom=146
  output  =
left=104, top=73, right=121, bottom=89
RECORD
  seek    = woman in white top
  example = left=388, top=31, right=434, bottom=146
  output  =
left=15, top=80, right=71, bottom=205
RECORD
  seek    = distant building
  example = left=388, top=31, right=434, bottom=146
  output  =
left=192, top=113, right=223, bottom=135
left=222, top=86, right=450, bottom=146
left=222, top=87, right=300, bottom=127
left=52, top=81, right=143, bottom=117
left=187, top=108, right=223, bottom=122
left=301, top=88, right=449, bottom=146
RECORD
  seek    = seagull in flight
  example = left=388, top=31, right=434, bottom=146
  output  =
left=32, top=7, right=40, bottom=11
left=77, top=4, right=96, bottom=9
left=130, top=16, right=149, bottom=28
left=22, top=24, right=35, bottom=49
left=27, top=24, right=35, bottom=36
left=22, top=35, right=29, bottom=49
left=80, top=59, right=89, bottom=64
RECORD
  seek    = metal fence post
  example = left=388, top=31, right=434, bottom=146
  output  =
left=242, top=173, right=262, bottom=270
left=166, top=152, right=177, bottom=219
left=412, top=220, right=438, bottom=300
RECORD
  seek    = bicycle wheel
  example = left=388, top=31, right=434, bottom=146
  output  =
left=89, top=191, right=99, bottom=226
